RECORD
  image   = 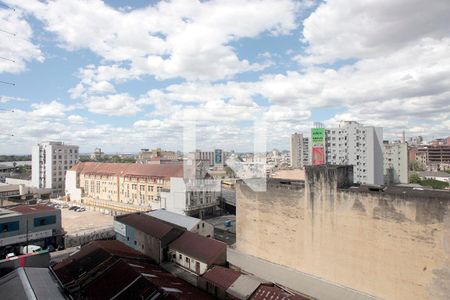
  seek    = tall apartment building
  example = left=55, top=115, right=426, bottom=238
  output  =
left=32, top=141, right=79, bottom=196
left=325, top=121, right=383, bottom=185
left=384, top=141, right=409, bottom=184
left=290, top=133, right=309, bottom=168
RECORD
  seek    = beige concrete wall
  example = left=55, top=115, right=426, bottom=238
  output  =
left=80, top=173, right=170, bottom=208
left=236, top=174, right=450, bottom=299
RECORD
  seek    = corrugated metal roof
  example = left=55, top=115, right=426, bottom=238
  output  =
left=0, top=268, right=65, bottom=299
left=52, top=240, right=213, bottom=300
left=116, top=212, right=184, bottom=239
left=202, top=266, right=241, bottom=290
left=147, top=209, right=200, bottom=231
left=169, top=231, right=226, bottom=265
left=53, top=240, right=148, bottom=284
left=227, top=275, right=265, bottom=299
left=9, top=204, right=58, bottom=215
left=70, top=162, right=183, bottom=178
left=251, top=285, right=310, bottom=300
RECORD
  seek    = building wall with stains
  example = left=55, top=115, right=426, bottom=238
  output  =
left=236, top=166, right=450, bottom=300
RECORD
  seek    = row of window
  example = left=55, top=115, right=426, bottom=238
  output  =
left=1, top=215, right=56, bottom=233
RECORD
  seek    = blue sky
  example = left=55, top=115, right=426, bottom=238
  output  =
left=0, top=0, right=449, bottom=154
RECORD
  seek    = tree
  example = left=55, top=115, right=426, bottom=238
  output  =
left=409, top=173, right=421, bottom=184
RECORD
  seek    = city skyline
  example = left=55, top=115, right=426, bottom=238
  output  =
left=1, top=0, right=449, bottom=154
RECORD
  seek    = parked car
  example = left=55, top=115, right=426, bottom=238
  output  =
left=21, top=245, right=42, bottom=254
left=6, top=253, right=16, bottom=259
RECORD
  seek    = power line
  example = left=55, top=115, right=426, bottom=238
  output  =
left=0, top=80, right=15, bottom=86
left=0, top=28, right=15, bottom=36
left=0, top=56, right=15, bottom=62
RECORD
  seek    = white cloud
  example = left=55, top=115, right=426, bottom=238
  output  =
left=300, top=0, right=450, bottom=64
left=0, top=95, right=26, bottom=103
left=0, top=8, right=43, bottom=73
left=67, top=114, right=86, bottom=124
left=30, top=101, right=74, bottom=118
left=9, top=0, right=298, bottom=81
left=84, top=94, right=140, bottom=116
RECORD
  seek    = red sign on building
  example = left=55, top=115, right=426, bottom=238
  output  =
left=312, top=146, right=325, bottom=165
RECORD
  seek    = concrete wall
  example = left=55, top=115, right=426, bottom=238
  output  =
left=236, top=167, right=450, bottom=300
left=169, top=249, right=209, bottom=275
left=65, top=170, right=82, bottom=201
left=115, top=224, right=163, bottom=263
left=191, top=220, right=214, bottom=238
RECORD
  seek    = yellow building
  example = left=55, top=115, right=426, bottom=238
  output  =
left=66, top=162, right=183, bottom=211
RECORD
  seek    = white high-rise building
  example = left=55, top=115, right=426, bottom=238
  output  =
left=384, top=141, right=409, bottom=184
left=32, top=141, right=79, bottom=196
left=290, top=133, right=309, bottom=168
left=325, top=121, right=383, bottom=185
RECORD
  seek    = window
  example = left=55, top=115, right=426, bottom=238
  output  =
left=34, top=215, right=56, bottom=227
left=1, top=221, right=19, bottom=232
left=179, top=254, right=182, bottom=259
left=185, top=257, right=189, bottom=263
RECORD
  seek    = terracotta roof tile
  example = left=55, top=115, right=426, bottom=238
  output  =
left=70, top=162, right=184, bottom=179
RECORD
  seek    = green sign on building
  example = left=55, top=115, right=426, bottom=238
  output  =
left=311, top=128, right=325, bottom=146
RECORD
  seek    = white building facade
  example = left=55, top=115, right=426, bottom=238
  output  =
left=32, top=141, right=79, bottom=196
left=160, top=178, right=221, bottom=218
left=290, top=133, right=309, bottom=168
left=384, top=142, right=409, bottom=184
left=325, top=121, right=383, bottom=185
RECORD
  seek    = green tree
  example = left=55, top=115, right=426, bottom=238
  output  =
left=409, top=173, right=421, bottom=184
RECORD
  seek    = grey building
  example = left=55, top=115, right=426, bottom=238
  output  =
left=290, top=133, right=309, bottom=168
left=32, top=141, right=79, bottom=196
left=0, top=204, right=63, bottom=255
left=114, top=212, right=184, bottom=263
left=384, top=141, right=409, bottom=184
left=325, top=121, right=383, bottom=185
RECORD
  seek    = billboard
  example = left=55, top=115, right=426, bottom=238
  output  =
left=311, top=128, right=325, bottom=146
left=312, top=146, right=325, bottom=165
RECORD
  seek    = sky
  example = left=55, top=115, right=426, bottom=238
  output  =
left=0, top=0, right=449, bottom=154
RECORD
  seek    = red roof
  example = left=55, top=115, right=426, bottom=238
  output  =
left=202, top=266, right=241, bottom=290
left=70, top=162, right=183, bottom=178
left=52, top=240, right=213, bottom=300
left=116, top=213, right=184, bottom=239
left=169, top=231, right=227, bottom=265
left=53, top=240, right=147, bottom=284
left=9, top=204, right=58, bottom=215
left=250, top=285, right=310, bottom=300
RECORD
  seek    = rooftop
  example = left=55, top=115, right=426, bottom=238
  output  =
left=116, top=212, right=184, bottom=239
left=202, top=266, right=241, bottom=290
left=169, top=231, right=226, bottom=264
left=251, top=285, right=310, bottom=300
left=70, top=162, right=183, bottom=178
left=227, top=274, right=267, bottom=299
left=347, top=185, right=450, bottom=199
left=52, top=240, right=212, bottom=300
left=0, top=268, right=64, bottom=299
left=147, top=209, right=201, bottom=231
left=8, top=204, right=58, bottom=215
